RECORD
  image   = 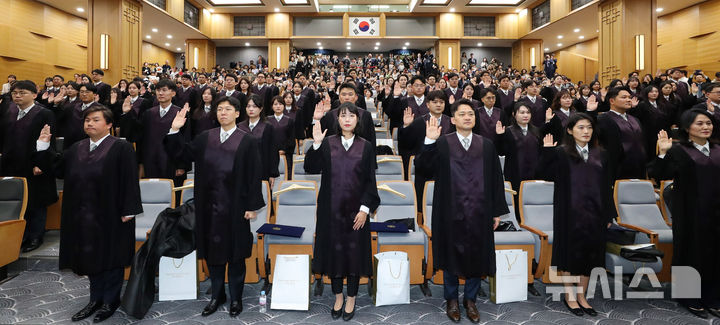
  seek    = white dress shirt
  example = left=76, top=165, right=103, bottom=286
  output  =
left=424, top=131, right=472, bottom=148
left=16, top=104, right=35, bottom=120
left=610, top=109, right=628, bottom=121
left=576, top=143, right=589, bottom=162
left=559, top=108, right=570, bottom=116
left=220, top=126, right=237, bottom=143
left=414, top=96, right=424, bottom=106
left=225, top=89, right=235, bottom=96
left=526, top=95, right=537, bottom=103
left=248, top=119, right=259, bottom=131
left=274, top=114, right=284, bottom=122
left=159, top=103, right=172, bottom=117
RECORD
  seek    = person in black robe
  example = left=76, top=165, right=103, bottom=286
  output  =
left=518, top=79, right=550, bottom=128
left=251, top=72, right=276, bottom=114
left=573, top=85, right=592, bottom=112
left=540, top=75, right=565, bottom=102
left=650, top=109, right=720, bottom=319
left=91, top=69, right=112, bottom=106
left=458, top=83, right=482, bottom=110
left=443, top=73, right=463, bottom=105
left=545, top=90, right=599, bottom=141
left=118, top=81, right=151, bottom=139
left=415, top=99, right=508, bottom=323
left=51, top=81, right=80, bottom=139
left=398, top=90, right=453, bottom=206
left=597, top=87, right=647, bottom=180
left=61, top=83, right=102, bottom=149
left=291, top=80, right=317, bottom=140
left=189, top=85, right=217, bottom=133
left=472, top=88, right=508, bottom=139
left=174, top=74, right=198, bottom=111
left=1, top=80, right=57, bottom=252
left=630, top=85, right=677, bottom=161
left=268, top=95, right=296, bottom=177
left=305, top=102, right=380, bottom=322
left=120, top=79, right=189, bottom=187
left=496, top=75, right=521, bottom=117
left=35, top=106, right=142, bottom=322
left=318, top=83, right=376, bottom=154
left=281, top=91, right=299, bottom=121
left=494, top=102, right=543, bottom=220
left=387, top=75, right=429, bottom=132
left=219, top=74, right=247, bottom=121
left=164, top=96, right=264, bottom=317
left=536, top=113, right=615, bottom=317
left=237, top=94, right=279, bottom=188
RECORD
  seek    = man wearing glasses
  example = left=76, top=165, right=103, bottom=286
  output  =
left=1, top=80, right=58, bottom=252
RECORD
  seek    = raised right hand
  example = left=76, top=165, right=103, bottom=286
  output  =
left=403, top=107, right=415, bottom=127
left=393, top=82, right=402, bottom=97
left=545, top=107, right=555, bottom=122
left=495, top=120, right=505, bottom=134
left=312, top=119, right=327, bottom=145
left=171, top=107, right=189, bottom=131
left=448, top=94, right=455, bottom=105
left=706, top=98, right=715, bottom=113
left=543, top=134, right=556, bottom=147
left=425, top=116, right=442, bottom=140
left=38, top=124, right=52, bottom=143
left=657, top=130, right=672, bottom=155
left=514, top=87, right=522, bottom=101
left=121, top=96, right=132, bottom=113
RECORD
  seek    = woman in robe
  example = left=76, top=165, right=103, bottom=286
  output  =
left=164, top=96, right=264, bottom=318
left=268, top=95, right=296, bottom=177
left=630, top=85, right=676, bottom=161
left=650, top=109, right=720, bottom=319
left=305, top=102, right=380, bottom=321
left=546, top=90, right=598, bottom=141
left=190, top=86, right=218, bottom=138
left=537, top=113, right=615, bottom=317
left=237, top=94, right=279, bottom=188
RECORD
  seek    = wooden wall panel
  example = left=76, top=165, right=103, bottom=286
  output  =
left=165, top=0, right=184, bottom=22
left=560, top=37, right=598, bottom=59
left=511, top=39, right=542, bottom=70
left=0, top=0, right=87, bottom=84
left=436, top=40, right=461, bottom=71
left=268, top=40, right=290, bottom=70
left=550, top=0, right=570, bottom=23
left=496, top=14, right=518, bottom=39
left=266, top=13, right=291, bottom=39
left=437, top=13, right=463, bottom=39
left=211, top=13, right=234, bottom=39
left=142, top=41, right=176, bottom=66
left=657, top=0, right=720, bottom=73
left=557, top=51, right=598, bottom=83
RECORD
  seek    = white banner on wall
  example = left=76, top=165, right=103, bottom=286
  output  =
left=349, top=17, right=379, bottom=37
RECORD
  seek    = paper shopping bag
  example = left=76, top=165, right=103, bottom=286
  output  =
left=372, top=251, right=410, bottom=306
left=489, top=249, right=527, bottom=304
left=271, top=254, right=311, bottom=311
left=159, top=251, right=197, bottom=301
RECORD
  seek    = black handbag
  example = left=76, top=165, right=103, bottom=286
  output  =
left=495, top=221, right=517, bottom=232
left=620, top=246, right=665, bottom=263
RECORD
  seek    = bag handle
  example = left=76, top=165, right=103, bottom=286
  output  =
left=387, top=260, right=403, bottom=279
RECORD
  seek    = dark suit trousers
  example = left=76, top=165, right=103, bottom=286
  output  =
left=331, top=275, right=360, bottom=297
left=89, top=268, right=124, bottom=304
left=208, top=261, right=246, bottom=302
left=443, top=272, right=481, bottom=302
left=23, top=206, right=47, bottom=241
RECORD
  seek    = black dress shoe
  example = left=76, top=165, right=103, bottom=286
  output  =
left=686, top=306, right=709, bottom=319
left=563, top=298, right=584, bottom=316
left=22, top=238, right=43, bottom=253
left=92, top=302, right=119, bottom=323
left=202, top=295, right=226, bottom=316
left=446, top=299, right=461, bottom=323
left=579, top=304, right=597, bottom=316
left=342, top=306, right=355, bottom=321
left=331, top=301, right=344, bottom=320
left=707, top=307, right=720, bottom=318
left=71, top=301, right=102, bottom=321
left=229, top=301, right=242, bottom=317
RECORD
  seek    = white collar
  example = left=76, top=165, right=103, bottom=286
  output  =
left=692, top=140, right=710, bottom=154
left=221, top=125, right=237, bottom=137
left=130, top=95, right=139, bottom=102
left=610, top=109, right=627, bottom=119
left=456, top=132, right=472, bottom=146
left=274, top=113, right=284, bottom=121
left=501, top=88, right=509, bottom=94
left=159, top=103, right=173, bottom=111
left=18, top=103, right=35, bottom=113
left=81, top=101, right=94, bottom=109
left=519, top=124, right=528, bottom=133
left=560, top=107, right=570, bottom=116
left=257, top=84, right=265, bottom=89
left=204, top=104, right=212, bottom=112
left=527, top=95, right=536, bottom=101
left=576, top=143, right=589, bottom=155
left=182, top=86, right=191, bottom=91
left=414, top=95, right=424, bottom=103
left=225, top=89, right=235, bottom=94
left=68, top=96, right=77, bottom=102
left=248, top=119, right=259, bottom=129
left=450, top=87, right=457, bottom=92
left=663, top=95, right=670, bottom=100
left=94, top=81, right=102, bottom=86
left=341, top=135, right=355, bottom=150
left=90, top=133, right=111, bottom=149
left=484, top=106, right=494, bottom=114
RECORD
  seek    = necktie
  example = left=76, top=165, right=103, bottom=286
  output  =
left=701, top=147, right=710, bottom=157
left=204, top=106, right=211, bottom=113
left=249, top=124, right=255, bottom=131
left=462, top=138, right=470, bottom=151
left=530, top=98, right=536, bottom=104
left=581, top=148, right=588, bottom=162
left=90, top=143, right=98, bottom=152
left=487, top=109, right=493, bottom=118
left=343, top=141, right=349, bottom=150
left=221, top=132, right=228, bottom=143
left=416, top=98, right=422, bottom=106
left=17, top=110, right=26, bottom=121
left=82, top=104, right=89, bottom=111
left=620, top=114, right=628, bottom=121
left=160, top=109, right=167, bottom=118
left=522, top=128, right=527, bottom=136
left=276, top=116, right=282, bottom=122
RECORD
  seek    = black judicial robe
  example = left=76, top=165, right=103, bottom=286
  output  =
left=37, top=137, right=142, bottom=275
left=496, top=88, right=515, bottom=116
left=295, top=91, right=318, bottom=139
left=267, top=114, right=296, bottom=175
left=305, top=135, right=380, bottom=277
left=219, top=90, right=247, bottom=121
left=473, top=107, right=506, bottom=139
left=444, top=88, right=463, bottom=104
left=165, top=128, right=264, bottom=264
left=190, top=107, right=218, bottom=139
left=251, top=84, right=275, bottom=113
left=51, top=97, right=79, bottom=138
left=573, top=97, right=589, bottom=113
left=649, top=144, right=720, bottom=300
left=544, top=109, right=584, bottom=142
left=60, top=102, right=101, bottom=150
left=495, top=125, right=541, bottom=196
left=174, top=86, right=197, bottom=109
left=118, top=97, right=151, bottom=138
left=96, top=82, right=112, bottom=106
left=237, top=119, right=280, bottom=181
left=386, top=95, right=429, bottom=131
left=537, top=145, right=615, bottom=276
left=518, top=96, right=549, bottom=128
left=319, top=107, right=377, bottom=151
left=629, top=101, right=676, bottom=161
left=597, top=112, right=647, bottom=180
left=416, top=133, right=508, bottom=277
left=1, top=103, right=57, bottom=208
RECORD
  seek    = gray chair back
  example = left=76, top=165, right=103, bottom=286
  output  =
left=0, top=177, right=26, bottom=222
left=423, top=181, right=434, bottom=229
left=616, top=180, right=671, bottom=231
left=375, top=181, right=416, bottom=228
left=376, top=155, right=404, bottom=181
left=292, top=155, right=322, bottom=183
left=519, top=181, right=554, bottom=232
left=181, top=179, right=194, bottom=204
left=251, top=181, right=271, bottom=234
left=275, top=181, right=317, bottom=232
left=136, top=179, right=174, bottom=241
left=501, top=181, right=520, bottom=229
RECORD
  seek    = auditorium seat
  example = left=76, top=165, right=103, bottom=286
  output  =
left=614, top=179, right=673, bottom=281
left=263, top=180, right=317, bottom=283
left=179, top=179, right=194, bottom=204
left=246, top=180, right=271, bottom=283
left=276, top=154, right=288, bottom=192
left=518, top=180, right=555, bottom=282
left=408, top=155, right=416, bottom=183
left=0, top=177, right=27, bottom=271
left=291, top=155, right=322, bottom=183
left=136, top=179, right=175, bottom=242
left=375, top=155, right=404, bottom=181
left=494, top=181, right=535, bottom=284
left=659, top=180, right=673, bottom=226
left=374, top=181, right=427, bottom=288
left=300, top=140, right=314, bottom=155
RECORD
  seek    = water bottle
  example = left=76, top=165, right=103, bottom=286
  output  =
left=259, top=290, right=267, bottom=312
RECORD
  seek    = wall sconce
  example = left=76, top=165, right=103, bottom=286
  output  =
left=276, top=46, right=281, bottom=70
left=448, top=46, right=452, bottom=69
left=530, top=47, right=535, bottom=67
left=635, top=34, right=645, bottom=71
left=100, top=34, right=109, bottom=70
left=193, top=47, right=199, bottom=69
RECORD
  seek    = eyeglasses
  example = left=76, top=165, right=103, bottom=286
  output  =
left=11, top=91, right=32, bottom=96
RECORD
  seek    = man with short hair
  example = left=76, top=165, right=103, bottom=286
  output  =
left=518, top=79, right=549, bottom=127
left=597, top=87, right=646, bottom=180
left=91, top=69, right=112, bottom=106
left=174, top=74, right=197, bottom=110
left=444, top=73, right=463, bottom=103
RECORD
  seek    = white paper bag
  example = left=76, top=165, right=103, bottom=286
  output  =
left=489, top=249, right=528, bottom=304
left=271, top=254, right=310, bottom=311
left=372, top=251, right=410, bottom=306
left=159, top=251, right=197, bottom=301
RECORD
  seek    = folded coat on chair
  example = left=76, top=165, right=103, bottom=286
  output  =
left=121, top=201, right=196, bottom=319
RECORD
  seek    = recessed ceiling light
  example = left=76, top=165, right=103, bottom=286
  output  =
left=76, top=7, right=84, bottom=12
left=319, top=47, right=323, bottom=50
left=596, top=29, right=599, bottom=32
left=374, top=46, right=379, bottom=50
left=176, top=47, right=182, bottom=51
left=375, top=42, right=380, bottom=46
left=152, top=28, right=158, bottom=33
left=557, top=43, right=562, bottom=47
left=544, top=48, right=549, bottom=51
left=557, top=35, right=563, bottom=39
left=209, top=8, right=214, bottom=12
left=477, top=42, right=483, bottom=46
left=346, top=47, right=351, bottom=50
left=274, top=8, right=279, bottom=12
left=449, top=8, right=455, bottom=12
left=167, top=35, right=173, bottom=39
left=165, top=43, right=170, bottom=46
left=579, top=35, right=585, bottom=39
left=656, top=7, right=663, bottom=12
left=245, top=42, right=250, bottom=46
left=146, top=35, right=151, bottom=39
left=573, top=28, right=580, bottom=33
left=316, top=42, right=321, bottom=46
left=392, top=9, right=398, bottom=12
left=405, top=42, right=410, bottom=46
left=402, top=46, right=407, bottom=50
left=346, top=42, right=351, bottom=46
left=515, top=8, right=521, bottom=13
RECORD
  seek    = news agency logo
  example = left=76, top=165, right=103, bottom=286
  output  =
left=545, top=266, right=702, bottom=300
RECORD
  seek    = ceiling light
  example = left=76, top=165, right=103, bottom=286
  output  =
left=596, top=29, right=599, bottom=32
left=477, top=42, right=483, bottom=46
left=245, top=42, right=250, bottom=46
left=405, top=42, right=410, bottom=46
left=316, top=42, right=321, bottom=46
left=76, top=7, right=85, bottom=13
left=515, top=8, right=521, bottom=13
left=579, top=35, right=585, bottom=39
left=146, top=35, right=151, bottom=39
left=544, top=48, right=549, bottom=51
left=374, top=46, right=379, bottom=50
left=319, top=47, right=323, bottom=50
left=165, top=43, right=170, bottom=46
left=557, top=35, right=563, bottom=39
left=375, top=42, right=380, bottom=46
left=402, top=46, right=407, bottom=50
left=167, top=35, right=173, bottom=39
left=557, top=43, right=562, bottom=47
left=347, top=47, right=351, bottom=50
left=346, top=42, right=351, bottom=46
left=392, top=9, right=398, bottom=12
left=274, top=7, right=279, bottom=12
left=573, top=28, right=580, bottom=33
left=449, top=8, right=455, bottom=12
left=176, top=47, right=182, bottom=51
left=152, top=28, right=158, bottom=33
left=209, top=8, right=214, bottom=12
left=656, top=7, right=663, bottom=12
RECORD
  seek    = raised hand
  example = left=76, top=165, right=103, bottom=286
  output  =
left=495, top=120, right=505, bottom=135
left=543, top=134, right=556, bottom=147
left=586, top=95, right=598, bottom=111
left=514, top=87, right=522, bottom=101
left=171, top=106, right=189, bottom=132
left=121, top=96, right=132, bottom=113
left=312, top=119, right=327, bottom=145
left=545, top=107, right=555, bottom=122
left=94, top=94, right=100, bottom=103
left=448, top=94, right=455, bottom=105
left=657, top=130, right=673, bottom=155
left=691, top=83, right=699, bottom=95
left=425, top=116, right=442, bottom=140
left=393, top=82, right=402, bottom=97
left=110, top=91, right=117, bottom=104
left=183, top=102, right=190, bottom=113
left=630, top=97, right=639, bottom=108
left=403, top=107, right=414, bottom=127
left=313, top=102, right=326, bottom=121
left=707, top=98, right=715, bottom=113
left=42, top=91, right=49, bottom=100
left=38, top=124, right=52, bottom=143
left=621, top=77, right=628, bottom=85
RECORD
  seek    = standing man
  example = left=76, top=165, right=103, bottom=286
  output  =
left=1, top=80, right=57, bottom=252
left=597, top=87, right=646, bottom=180
left=91, top=69, right=112, bottom=106
left=174, top=74, right=197, bottom=111
left=444, top=73, right=463, bottom=104
left=416, top=99, right=507, bottom=323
